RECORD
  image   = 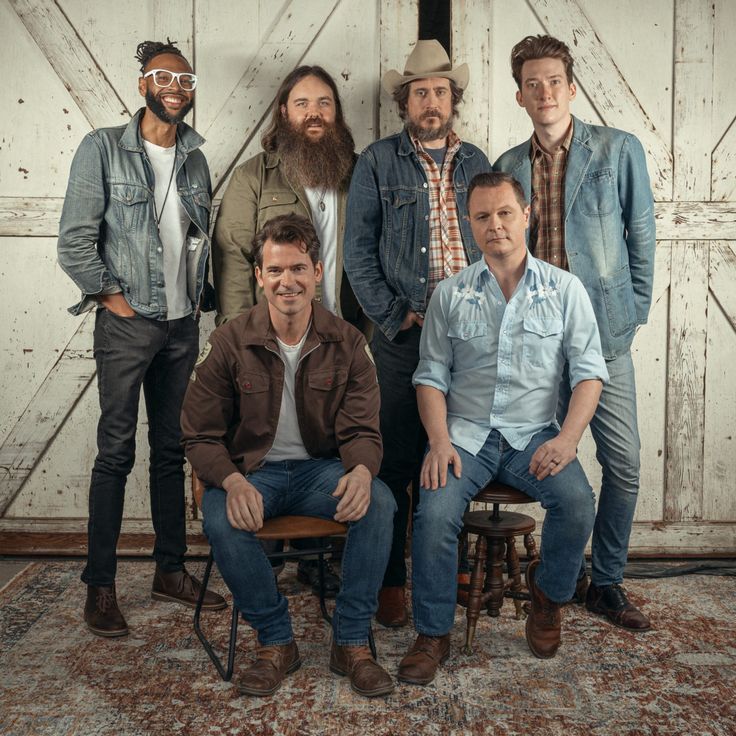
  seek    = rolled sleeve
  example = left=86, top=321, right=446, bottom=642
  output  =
left=563, top=277, right=609, bottom=388
left=413, top=284, right=452, bottom=393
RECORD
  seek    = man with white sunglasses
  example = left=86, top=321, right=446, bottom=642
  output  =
left=58, top=39, right=225, bottom=638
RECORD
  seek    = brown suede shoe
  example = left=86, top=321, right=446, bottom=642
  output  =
left=397, top=633, right=451, bottom=685
left=375, top=586, right=408, bottom=627
left=84, top=584, right=128, bottom=638
left=151, top=565, right=227, bottom=610
left=238, top=641, right=301, bottom=697
left=525, top=559, right=561, bottom=659
left=329, top=640, right=394, bottom=697
left=586, top=582, right=651, bottom=631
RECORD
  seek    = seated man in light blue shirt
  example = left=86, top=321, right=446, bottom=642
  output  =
left=397, top=172, right=609, bottom=685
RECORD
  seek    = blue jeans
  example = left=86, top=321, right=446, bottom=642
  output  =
left=558, top=352, right=640, bottom=586
left=411, top=428, right=596, bottom=636
left=82, top=309, right=198, bottom=586
left=201, top=458, right=396, bottom=646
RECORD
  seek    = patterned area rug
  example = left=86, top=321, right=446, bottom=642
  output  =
left=1, top=560, right=735, bottom=736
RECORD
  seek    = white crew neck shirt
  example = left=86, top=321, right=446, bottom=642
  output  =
left=304, top=187, right=338, bottom=315
left=143, top=139, right=191, bottom=320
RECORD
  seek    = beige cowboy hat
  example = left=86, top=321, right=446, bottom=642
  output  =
left=382, top=39, right=470, bottom=95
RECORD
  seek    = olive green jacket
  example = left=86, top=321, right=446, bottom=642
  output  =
left=212, top=151, right=365, bottom=332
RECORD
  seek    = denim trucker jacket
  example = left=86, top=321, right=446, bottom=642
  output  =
left=344, top=128, right=491, bottom=341
left=58, top=108, right=212, bottom=318
left=494, top=116, right=656, bottom=359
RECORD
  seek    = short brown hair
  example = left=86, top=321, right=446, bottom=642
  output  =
left=393, top=78, right=464, bottom=120
left=467, top=172, right=528, bottom=210
left=251, top=214, right=321, bottom=269
left=510, top=35, right=574, bottom=89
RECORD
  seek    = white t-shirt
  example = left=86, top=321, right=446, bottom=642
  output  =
left=263, top=331, right=311, bottom=462
left=304, top=187, right=338, bottom=315
left=142, top=139, right=191, bottom=320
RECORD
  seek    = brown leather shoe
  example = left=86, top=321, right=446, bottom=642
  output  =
left=84, top=584, right=128, bottom=638
left=586, top=582, right=651, bottom=631
left=375, top=586, right=408, bottom=627
left=238, top=641, right=301, bottom=697
left=329, top=640, right=394, bottom=697
left=397, top=633, right=451, bottom=685
left=525, top=559, right=561, bottom=659
left=151, top=565, right=227, bottom=610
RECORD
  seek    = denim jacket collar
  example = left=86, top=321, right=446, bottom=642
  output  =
left=396, top=126, right=476, bottom=162
left=119, top=107, right=206, bottom=155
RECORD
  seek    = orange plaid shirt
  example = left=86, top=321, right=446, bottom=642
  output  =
left=412, top=131, right=468, bottom=298
left=529, top=123, right=573, bottom=270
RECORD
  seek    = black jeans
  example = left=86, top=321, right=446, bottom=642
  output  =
left=81, top=309, right=199, bottom=586
left=371, top=324, right=427, bottom=588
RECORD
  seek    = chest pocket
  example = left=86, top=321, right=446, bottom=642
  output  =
left=522, top=316, right=563, bottom=368
left=447, top=320, right=488, bottom=341
left=579, top=168, right=615, bottom=217
left=448, top=320, right=489, bottom=362
left=258, top=190, right=301, bottom=227
left=307, top=368, right=348, bottom=392
left=111, top=183, right=150, bottom=232
left=238, top=372, right=270, bottom=394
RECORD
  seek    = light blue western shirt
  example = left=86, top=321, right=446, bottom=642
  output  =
left=413, top=252, right=609, bottom=454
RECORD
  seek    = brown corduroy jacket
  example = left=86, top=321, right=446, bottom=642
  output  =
left=181, top=300, right=381, bottom=488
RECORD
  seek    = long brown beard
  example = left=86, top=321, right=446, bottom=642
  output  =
left=277, top=118, right=355, bottom=191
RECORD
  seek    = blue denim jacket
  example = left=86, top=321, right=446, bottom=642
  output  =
left=58, top=108, right=212, bottom=318
left=494, top=117, right=656, bottom=359
left=344, top=128, right=491, bottom=340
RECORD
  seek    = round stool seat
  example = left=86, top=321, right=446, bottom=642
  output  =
left=255, top=516, right=347, bottom=541
left=463, top=509, right=536, bottom=537
left=472, top=482, right=535, bottom=505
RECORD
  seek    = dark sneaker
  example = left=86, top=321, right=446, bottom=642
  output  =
left=151, top=565, right=227, bottom=610
left=238, top=641, right=301, bottom=697
left=329, top=640, right=394, bottom=697
left=586, top=582, right=651, bottom=631
left=296, top=559, right=341, bottom=598
left=84, top=584, right=128, bottom=638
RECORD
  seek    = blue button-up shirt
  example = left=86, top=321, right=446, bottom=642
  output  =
left=413, top=252, right=608, bottom=454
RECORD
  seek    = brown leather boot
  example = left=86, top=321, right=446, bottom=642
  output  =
left=329, top=640, right=394, bottom=697
left=375, top=586, right=408, bottom=627
left=84, top=584, right=128, bottom=638
left=151, top=565, right=227, bottom=610
left=397, top=633, right=451, bottom=685
left=525, top=559, right=561, bottom=659
left=238, top=641, right=301, bottom=696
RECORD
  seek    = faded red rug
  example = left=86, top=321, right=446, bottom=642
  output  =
left=1, top=560, right=734, bottom=735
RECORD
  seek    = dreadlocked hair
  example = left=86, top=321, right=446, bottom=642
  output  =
left=135, top=39, right=184, bottom=72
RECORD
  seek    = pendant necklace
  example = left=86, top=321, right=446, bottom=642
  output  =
left=153, top=156, right=177, bottom=228
left=318, top=186, right=328, bottom=212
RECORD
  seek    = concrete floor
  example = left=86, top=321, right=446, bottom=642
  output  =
left=0, top=559, right=30, bottom=588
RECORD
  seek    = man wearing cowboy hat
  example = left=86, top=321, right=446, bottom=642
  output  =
left=344, top=39, right=491, bottom=629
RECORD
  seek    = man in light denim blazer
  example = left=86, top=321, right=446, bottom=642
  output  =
left=344, top=40, right=491, bottom=627
left=495, top=34, right=656, bottom=631
left=58, top=39, right=224, bottom=638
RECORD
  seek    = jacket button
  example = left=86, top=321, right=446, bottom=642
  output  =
left=244, top=382, right=251, bottom=389
left=419, top=277, right=426, bottom=284
left=325, top=378, right=332, bottom=385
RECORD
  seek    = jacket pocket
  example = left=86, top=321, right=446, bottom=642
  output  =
left=238, top=372, right=270, bottom=394
left=381, top=189, right=417, bottom=273
left=580, top=168, right=615, bottom=216
left=522, top=316, right=563, bottom=368
left=307, top=368, right=348, bottom=392
left=600, top=264, right=637, bottom=338
left=110, top=183, right=150, bottom=232
left=257, top=190, right=300, bottom=227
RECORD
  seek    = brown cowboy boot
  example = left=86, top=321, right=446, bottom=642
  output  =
left=375, top=586, right=408, bottom=627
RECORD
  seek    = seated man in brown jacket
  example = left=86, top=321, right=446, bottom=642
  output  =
left=181, top=214, right=395, bottom=698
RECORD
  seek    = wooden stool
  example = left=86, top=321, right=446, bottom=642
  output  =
left=459, top=482, right=538, bottom=654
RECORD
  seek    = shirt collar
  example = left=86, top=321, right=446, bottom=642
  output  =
left=411, top=129, right=461, bottom=155
left=530, top=121, right=573, bottom=160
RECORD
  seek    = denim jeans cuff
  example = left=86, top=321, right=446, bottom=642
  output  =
left=415, top=626, right=452, bottom=637
left=257, top=636, right=294, bottom=647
